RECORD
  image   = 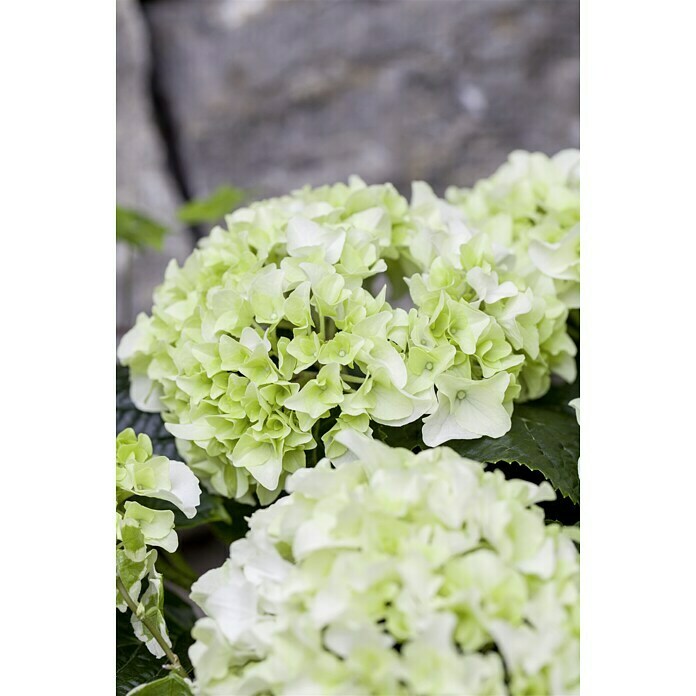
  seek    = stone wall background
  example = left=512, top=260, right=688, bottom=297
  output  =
left=117, top=0, right=579, bottom=332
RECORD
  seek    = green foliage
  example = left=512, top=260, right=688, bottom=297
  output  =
left=137, top=490, right=232, bottom=531
left=127, top=673, right=192, bottom=695
left=210, top=499, right=253, bottom=545
left=155, top=551, right=199, bottom=592
left=177, top=185, right=246, bottom=225
left=117, top=207, right=170, bottom=251
left=117, top=365, right=177, bottom=460
left=117, top=187, right=246, bottom=254
left=567, top=308, right=580, bottom=344
left=172, top=490, right=231, bottom=529
left=116, top=592, right=195, bottom=696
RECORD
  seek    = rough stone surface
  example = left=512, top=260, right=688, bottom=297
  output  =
left=144, top=0, right=579, bottom=199
left=116, top=0, right=193, bottom=331
left=118, top=0, right=578, bottom=329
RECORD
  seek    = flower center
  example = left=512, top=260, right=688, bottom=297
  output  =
left=339, top=350, right=346, bottom=358
left=425, top=361, right=434, bottom=371
left=456, top=390, right=467, bottom=401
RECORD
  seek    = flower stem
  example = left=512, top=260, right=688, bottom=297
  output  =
left=116, top=576, right=188, bottom=679
left=341, top=373, right=365, bottom=385
left=318, top=308, right=326, bottom=340
left=299, top=369, right=365, bottom=386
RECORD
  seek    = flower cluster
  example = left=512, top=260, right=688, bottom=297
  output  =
left=446, top=149, right=580, bottom=310
left=401, top=180, right=577, bottom=431
left=116, top=428, right=201, bottom=658
left=188, top=433, right=580, bottom=695
left=118, top=170, right=577, bottom=502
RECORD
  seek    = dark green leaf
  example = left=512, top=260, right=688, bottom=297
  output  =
left=484, top=459, right=580, bottom=525
left=155, top=551, right=199, bottom=592
left=210, top=499, right=253, bottom=545
left=117, top=207, right=170, bottom=251
left=568, top=308, right=580, bottom=330
left=116, top=592, right=195, bottom=696
left=126, top=673, right=192, bottom=696
left=117, top=365, right=177, bottom=460
left=178, top=492, right=231, bottom=529
left=567, top=309, right=580, bottom=344
left=372, top=419, right=424, bottom=452
left=449, top=402, right=579, bottom=503
left=535, top=375, right=579, bottom=410
left=177, top=186, right=245, bottom=225
left=137, top=490, right=232, bottom=531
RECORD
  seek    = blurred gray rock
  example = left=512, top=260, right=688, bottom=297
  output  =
left=116, top=0, right=193, bottom=332
left=144, top=0, right=579, bottom=199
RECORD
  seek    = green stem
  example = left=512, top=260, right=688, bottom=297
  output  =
left=318, top=307, right=326, bottom=340
left=341, top=373, right=365, bottom=385
left=300, top=370, right=365, bottom=386
left=116, top=576, right=188, bottom=679
left=298, top=370, right=365, bottom=384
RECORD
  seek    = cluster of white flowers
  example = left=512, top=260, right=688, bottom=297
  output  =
left=116, top=428, right=201, bottom=658
left=446, top=149, right=580, bottom=310
left=118, top=155, right=578, bottom=503
left=188, top=433, right=579, bottom=695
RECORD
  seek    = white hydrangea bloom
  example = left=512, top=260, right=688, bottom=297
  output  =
left=119, top=174, right=577, bottom=502
left=116, top=428, right=201, bottom=659
left=188, top=434, right=579, bottom=695
left=446, top=149, right=580, bottom=310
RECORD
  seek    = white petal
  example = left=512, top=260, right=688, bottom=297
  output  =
left=286, top=216, right=345, bottom=264
left=165, top=421, right=216, bottom=441
left=517, top=537, right=556, bottom=579
left=528, top=226, right=580, bottom=280
left=363, top=342, right=408, bottom=389
left=369, top=382, right=436, bottom=427
left=207, top=578, right=258, bottom=643
left=454, top=374, right=512, bottom=437
left=165, top=459, right=201, bottom=518
left=248, top=457, right=283, bottom=491
left=286, top=216, right=323, bottom=253
left=117, top=315, right=149, bottom=362
left=332, top=428, right=381, bottom=462
left=129, top=373, right=163, bottom=413
left=422, top=396, right=479, bottom=446
left=467, top=267, right=518, bottom=304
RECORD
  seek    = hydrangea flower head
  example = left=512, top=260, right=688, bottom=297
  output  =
left=119, top=176, right=576, bottom=502
left=446, top=150, right=580, bottom=310
left=116, top=428, right=201, bottom=658
left=188, top=434, right=579, bottom=695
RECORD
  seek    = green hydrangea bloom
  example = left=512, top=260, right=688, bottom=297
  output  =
left=116, top=428, right=201, bottom=659
left=119, top=175, right=577, bottom=502
left=188, top=434, right=579, bottom=695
